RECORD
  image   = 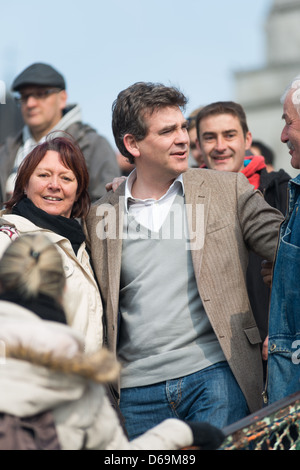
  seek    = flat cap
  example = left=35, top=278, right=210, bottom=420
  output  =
left=12, top=63, right=66, bottom=91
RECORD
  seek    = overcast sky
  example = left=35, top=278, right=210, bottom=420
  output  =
left=1, top=0, right=273, bottom=149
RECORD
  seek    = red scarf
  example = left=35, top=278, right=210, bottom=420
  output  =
left=241, top=155, right=266, bottom=189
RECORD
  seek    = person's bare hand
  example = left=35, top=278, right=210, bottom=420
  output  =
left=105, top=176, right=127, bottom=192
left=261, top=260, right=273, bottom=287
left=262, top=336, right=268, bottom=361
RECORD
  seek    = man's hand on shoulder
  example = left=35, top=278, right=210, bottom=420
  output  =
left=105, top=176, right=127, bottom=192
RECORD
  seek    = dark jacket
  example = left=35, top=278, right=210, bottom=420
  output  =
left=246, top=166, right=290, bottom=341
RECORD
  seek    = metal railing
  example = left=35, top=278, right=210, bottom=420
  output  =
left=219, top=391, right=300, bottom=450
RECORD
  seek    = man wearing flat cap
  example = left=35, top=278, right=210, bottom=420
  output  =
left=0, top=63, right=120, bottom=206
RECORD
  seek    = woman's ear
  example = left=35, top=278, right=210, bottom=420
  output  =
left=123, top=134, right=141, bottom=159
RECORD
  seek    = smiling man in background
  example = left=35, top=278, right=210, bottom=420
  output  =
left=195, top=102, right=290, bottom=366
left=264, top=75, right=300, bottom=405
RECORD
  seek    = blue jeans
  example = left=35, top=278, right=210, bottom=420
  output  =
left=120, top=362, right=249, bottom=440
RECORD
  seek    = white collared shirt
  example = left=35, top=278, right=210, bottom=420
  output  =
left=124, top=169, right=185, bottom=232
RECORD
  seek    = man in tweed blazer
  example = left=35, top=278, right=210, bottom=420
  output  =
left=86, top=82, right=283, bottom=439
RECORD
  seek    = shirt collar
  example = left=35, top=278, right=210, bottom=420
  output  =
left=124, top=169, right=185, bottom=213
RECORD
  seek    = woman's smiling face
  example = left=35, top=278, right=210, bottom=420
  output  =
left=25, top=150, right=78, bottom=218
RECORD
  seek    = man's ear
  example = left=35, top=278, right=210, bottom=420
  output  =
left=123, top=134, right=141, bottom=159
left=58, top=89, right=68, bottom=111
left=245, top=131, right=253, bottom=151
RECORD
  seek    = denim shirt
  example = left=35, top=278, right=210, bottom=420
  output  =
left=267, top=174, right=300, bottom=404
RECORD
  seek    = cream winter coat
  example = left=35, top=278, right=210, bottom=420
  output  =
left=0, top=214, right=103, bottom=353
left=0, top=302, right=194, bottom=450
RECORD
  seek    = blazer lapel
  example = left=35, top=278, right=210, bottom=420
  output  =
left=183, top=172, right=210, bottom=280
left=106, top=188, right=125, bottom=318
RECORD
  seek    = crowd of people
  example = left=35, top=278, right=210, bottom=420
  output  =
left=0, top=62, right=299, bottom=450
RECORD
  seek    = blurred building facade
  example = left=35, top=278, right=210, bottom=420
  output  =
left=235, top=0, right=300, bottom=177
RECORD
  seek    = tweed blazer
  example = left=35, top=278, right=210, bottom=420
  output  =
left=85, top=168, right=284, bottom=413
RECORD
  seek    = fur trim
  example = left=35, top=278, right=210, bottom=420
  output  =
left=5, top=344, right=120, bottom=384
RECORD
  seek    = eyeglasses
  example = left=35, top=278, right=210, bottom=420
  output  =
left=15, top=88, right=62, bottom=104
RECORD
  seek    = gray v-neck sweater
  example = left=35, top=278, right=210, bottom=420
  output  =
left=118, top=193, right=225, bottom=388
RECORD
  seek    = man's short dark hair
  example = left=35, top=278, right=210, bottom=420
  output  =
left=196, top=101, right=249, bottom=143
left=251, top=140, right=274, bottom=165
left=112, top=82, right=188, bottom=163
